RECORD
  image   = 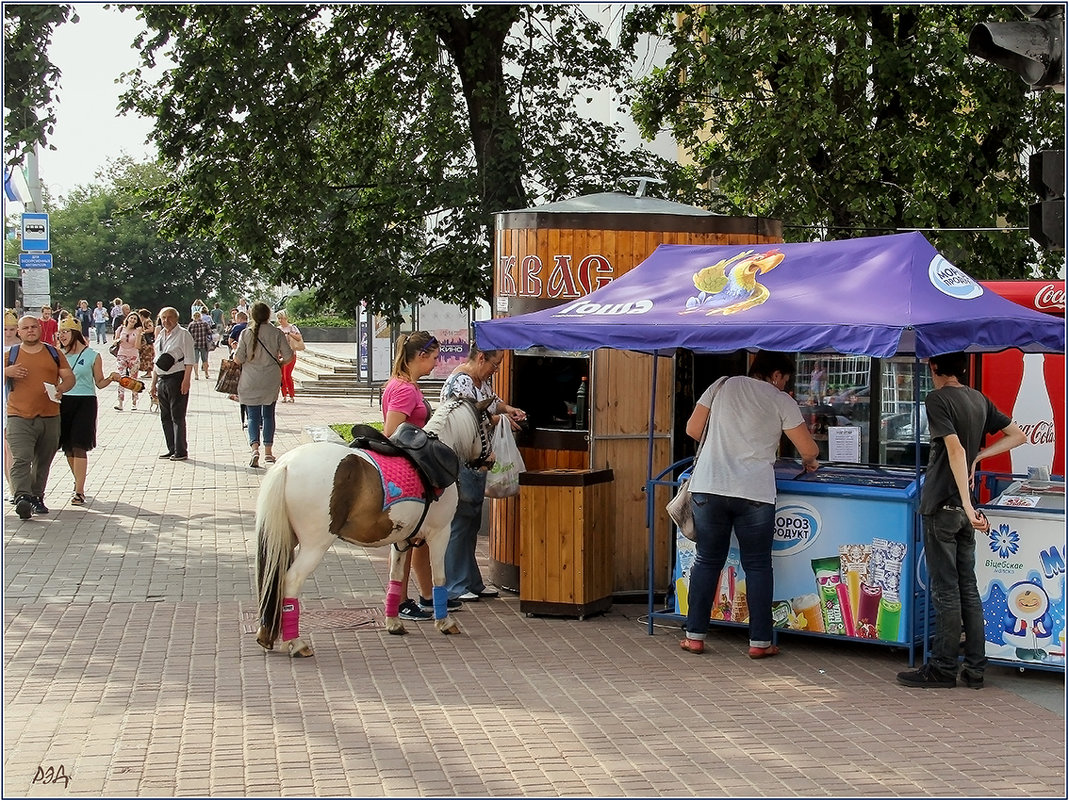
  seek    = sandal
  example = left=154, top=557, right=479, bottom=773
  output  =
left=71, top=492, right=85, bottom=506
left=114, top=405, right=123, bottom=411
left=265, top=455, right=277, bottom=464
left=249, top=452, right=260, bottom=468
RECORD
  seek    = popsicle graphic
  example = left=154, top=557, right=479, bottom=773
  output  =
left=875, top=597, right=901, bottom=641
left=835, top=581, right=856, bottom=637
left=676, top=577, right=689, bottom=616
left=856, top=582, right=882, bottom=639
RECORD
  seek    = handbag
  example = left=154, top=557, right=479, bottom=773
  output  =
left=155, top=352, right=177, bottom=371
left=286, top=330, right=306, bottom=352
left=666, top=377, right=727, bottom=541
left=214, top=358, right=242, bottom=394
left=109, top=341, right=120, bottom=356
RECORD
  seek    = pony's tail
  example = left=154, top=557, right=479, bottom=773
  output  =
left=256, top=463, right=296, bottom=648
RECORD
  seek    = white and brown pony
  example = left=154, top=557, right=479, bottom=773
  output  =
left=255, top=397, right=492, bottom=657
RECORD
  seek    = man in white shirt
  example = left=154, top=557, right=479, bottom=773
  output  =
left=149, top=307, right=195, bottom=461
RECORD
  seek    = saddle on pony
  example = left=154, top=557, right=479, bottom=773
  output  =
left=348, top=422, right=460, bottom=497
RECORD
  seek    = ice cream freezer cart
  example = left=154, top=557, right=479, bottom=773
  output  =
left=649, top=461, right=928, bottom=664
left=966, top=473, right=1066, bottom=672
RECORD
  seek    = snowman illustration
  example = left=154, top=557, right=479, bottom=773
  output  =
left=1002, top=580, right=1054, bottom=661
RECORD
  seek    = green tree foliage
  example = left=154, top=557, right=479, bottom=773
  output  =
left=116, top=4, right=680, bottom=322
left=623, top=4, right=1064, bottom=278
left=47, top=156, right=248, bottom=313
left=3, top=4, right=77, bottom=164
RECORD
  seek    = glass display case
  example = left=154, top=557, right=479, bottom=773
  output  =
left=511, top=348, right=591, bottom=452
left=790, top=354, right=933, bottom=465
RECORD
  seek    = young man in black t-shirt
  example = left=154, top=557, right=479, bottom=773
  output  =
left=897, top=352, right=1024, bottom=690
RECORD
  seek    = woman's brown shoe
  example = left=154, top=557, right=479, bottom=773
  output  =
left=680, top=637, right=705, bottom=654
left=748, top=645, right=780, bottom=659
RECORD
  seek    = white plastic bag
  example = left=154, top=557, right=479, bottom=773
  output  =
left=484, top=417, right=525, bottom=498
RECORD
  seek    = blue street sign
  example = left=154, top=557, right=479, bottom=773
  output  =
left=19, top=253, right=53, bottom=269
left=21, top=212, right=49, bottom=251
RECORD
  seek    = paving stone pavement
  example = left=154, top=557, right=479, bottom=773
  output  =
left=3, top=348, right=1066, bottom=798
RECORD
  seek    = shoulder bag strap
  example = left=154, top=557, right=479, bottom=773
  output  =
left=256, top=335, right=282, bottom=369
left=693, top=376, right=729, bottom=462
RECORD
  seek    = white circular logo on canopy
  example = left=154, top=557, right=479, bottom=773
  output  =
left=929, top=255, right=983, bottom=300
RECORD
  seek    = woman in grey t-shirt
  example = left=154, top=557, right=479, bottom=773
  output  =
left=679, top=351, right=819, bottom=660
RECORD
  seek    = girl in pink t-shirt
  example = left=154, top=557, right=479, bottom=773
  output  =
left=381, top=331, right=441, bottom=621
left=114, top=313, right=144, bottom=411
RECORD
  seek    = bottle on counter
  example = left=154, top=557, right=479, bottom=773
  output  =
left=118, top=375, right=145, bottom=393
left=575, top=376, right=588, bottom=429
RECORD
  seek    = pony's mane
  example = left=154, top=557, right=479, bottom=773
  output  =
left=425, top=397, right=488, bottom=465
left=425, top=397, right=468, bottom=437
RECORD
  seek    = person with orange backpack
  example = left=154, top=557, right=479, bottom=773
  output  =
left=4, top=315, right=76, bottom=519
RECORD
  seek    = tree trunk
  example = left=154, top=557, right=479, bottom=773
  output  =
left=424, top=5, right=528, bottom=217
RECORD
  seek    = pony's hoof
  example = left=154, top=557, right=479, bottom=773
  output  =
left=287, top=639, right=314, bottom=658
left=255, top=627, right=275, bottom=651
left=436, top=618, right=462, bottom=635
left=387, top=624, right=407, bottom=636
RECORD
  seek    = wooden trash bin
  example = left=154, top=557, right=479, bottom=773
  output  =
left=519, top=468, right=614, bottom=619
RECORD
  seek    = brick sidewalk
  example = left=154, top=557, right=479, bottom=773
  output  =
left=3, top=358, right=1065, bottom=797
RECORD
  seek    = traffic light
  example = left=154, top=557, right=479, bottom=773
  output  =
left=969, top=5, right=1064, bottom=89
left=1029, top=149, right=1065, bottom=250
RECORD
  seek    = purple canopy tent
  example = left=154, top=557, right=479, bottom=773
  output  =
left=475, top=232, right=1065, bottom=358
left=476, top=233, right=1065, bottom=640
left=475, top=229, right=1066, bottom=520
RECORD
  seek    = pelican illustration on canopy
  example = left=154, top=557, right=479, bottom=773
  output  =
left=686, top=249, right=784, bottom=315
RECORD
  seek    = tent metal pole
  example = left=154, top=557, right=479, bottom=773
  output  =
left=646, top=355, right=658, bottom=634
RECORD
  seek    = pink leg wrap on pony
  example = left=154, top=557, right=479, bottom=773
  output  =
left=385, top=580, right=403, bottom=617
left=281, top=597, right=300, bottom=641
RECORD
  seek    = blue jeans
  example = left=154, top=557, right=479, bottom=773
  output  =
left=94, top=322, right=108, bottom=343
left=923, top=507, right=987, bottom=680
left=444, top=467, right=487, bottom=599
left=246, top=403, right=277, bottom=447
left=685, top=492, right=776, bottom=647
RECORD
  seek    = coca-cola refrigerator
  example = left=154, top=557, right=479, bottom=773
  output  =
left=978, top=281, right=1065, bottom=479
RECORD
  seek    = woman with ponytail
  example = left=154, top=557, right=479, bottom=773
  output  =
left=234, top=303, right=294, bottom=468
left=380, top=331, right=462, bottom=621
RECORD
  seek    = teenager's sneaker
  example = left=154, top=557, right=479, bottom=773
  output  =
left=398, top=599, right=432, bottom=621
left=418, top=595, right=463, bottom=612
left=476, top=586, right=500, bottom=598
left=14, top=495, right=32, bottom=520
left=896, top=663, right=956, bottom=688
left=959, top=672, right=984, bottom=690
left=30, top=496, right=49, bottom=515
left=457, top=591, right=479, bottom=602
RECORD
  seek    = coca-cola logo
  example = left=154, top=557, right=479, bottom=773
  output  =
left=1034, top=284, right=1065, bottom=313
left=1017, top=419, right=1057, bottom=446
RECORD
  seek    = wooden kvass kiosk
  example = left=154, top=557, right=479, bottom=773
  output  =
left=488, top=185, right=781, bottom=613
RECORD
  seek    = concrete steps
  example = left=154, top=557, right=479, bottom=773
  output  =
left=290, top=346, right=446, bottom=400
left=291, top=347, right=372, bottom=398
